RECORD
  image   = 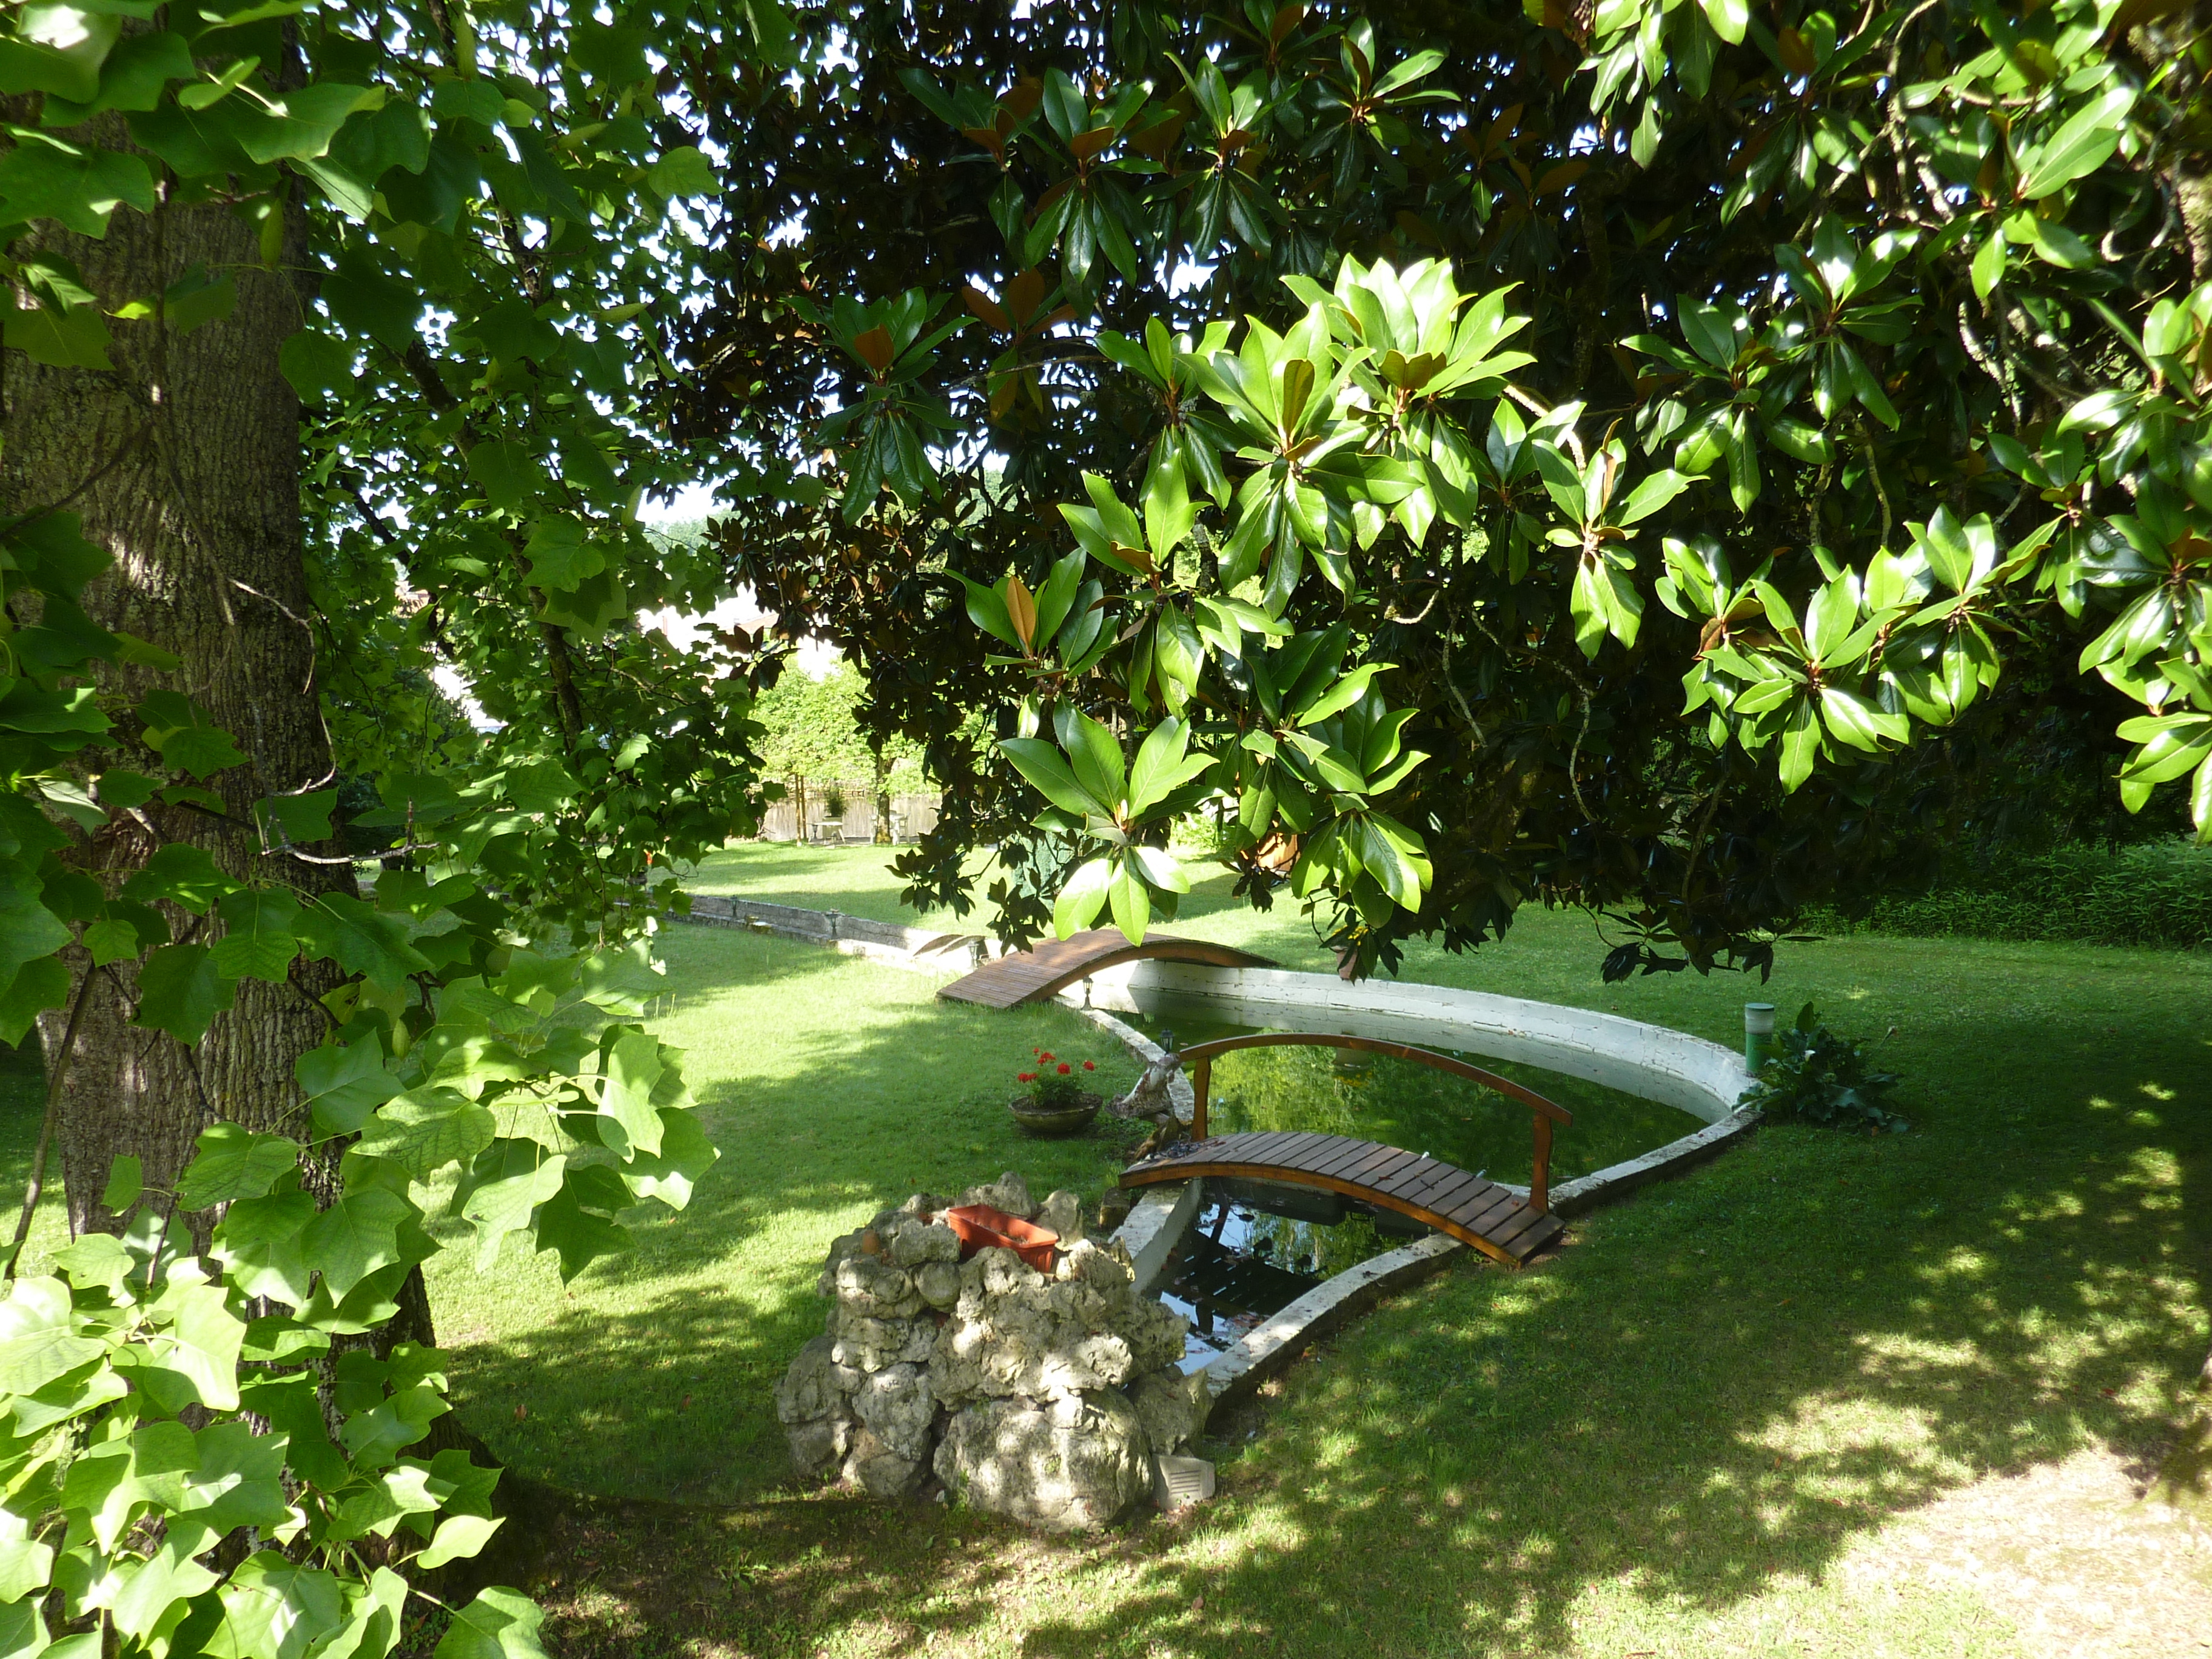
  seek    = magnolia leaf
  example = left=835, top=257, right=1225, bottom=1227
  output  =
left=1053, top=857, right=1113, bottom=939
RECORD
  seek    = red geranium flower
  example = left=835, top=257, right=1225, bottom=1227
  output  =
left=1057, top=1062, right=1071, bottom=1075
left=1083, top=1061, right=1096, bottom=1071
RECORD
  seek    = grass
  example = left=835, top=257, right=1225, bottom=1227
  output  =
left=5, top=843, right=2208, bottom=1654
left=420, top=930, right=1157, bottom=1504
left=435, top=845, right=2212, bottom=1656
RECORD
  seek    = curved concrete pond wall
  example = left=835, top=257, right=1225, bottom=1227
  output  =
left=1078, top=959, right=1753, bottom=1127
left=1084, top=959, right=1765, bottom=1407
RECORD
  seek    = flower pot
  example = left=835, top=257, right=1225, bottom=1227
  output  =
left=1008, top=1090, right=1103, bottom=1138
left=942, top=1204, right=1060, bottom=1271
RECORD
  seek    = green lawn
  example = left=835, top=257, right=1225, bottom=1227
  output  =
left=446, top=846, right=2211, bottom=1657
left=4, top=845, right=2205, bottom=1655
left=420, top=929, right=1158, bottom=1504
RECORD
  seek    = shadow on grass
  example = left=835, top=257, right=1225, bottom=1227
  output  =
left=506, top=961, right=2210, bottom=1657
left=430, top=929, right=1156, bottom=1505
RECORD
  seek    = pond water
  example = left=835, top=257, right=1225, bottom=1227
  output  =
left=1153, top=1195, right=1404, bottom=1372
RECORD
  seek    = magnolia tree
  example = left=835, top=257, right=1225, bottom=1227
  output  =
left=688, top=0, right=2212, bottom=977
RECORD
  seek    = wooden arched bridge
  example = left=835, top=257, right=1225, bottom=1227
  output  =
left=936, top=927, right=1273, bottom=1010
left=1121, top=1033, right=1572, bottom=1267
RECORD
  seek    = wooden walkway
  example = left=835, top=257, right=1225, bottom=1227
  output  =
left=1121, top=1130, right=1567, bottom=1267
left=936, top=928, right=1273, bottom=1010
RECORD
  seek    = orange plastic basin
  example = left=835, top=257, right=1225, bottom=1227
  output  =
left=942, top=1204, right=1059, bottom=1272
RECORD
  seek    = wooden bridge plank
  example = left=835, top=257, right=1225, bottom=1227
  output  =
left=1416, top=1167, right=1493, bottom=1214
left=1454, top=1187, right=1527, bottom=1239
left=937, top=928, right=1275, bottom=1008
left=1121, top=1129, right=1564, bottom=1269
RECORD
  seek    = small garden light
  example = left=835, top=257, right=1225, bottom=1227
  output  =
left=1743, top=1002, right=1777, bottom=1073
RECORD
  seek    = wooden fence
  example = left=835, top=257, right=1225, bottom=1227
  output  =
left=756, top=778, right=941, bottom=844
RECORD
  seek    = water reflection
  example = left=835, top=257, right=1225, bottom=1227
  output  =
left=1133, top=1005, right=1694, bottom=1186
left=1155, top=1198, right=1399, bottom=1372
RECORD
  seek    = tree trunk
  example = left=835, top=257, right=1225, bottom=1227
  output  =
left=2, top=115, right=354, bottom=1243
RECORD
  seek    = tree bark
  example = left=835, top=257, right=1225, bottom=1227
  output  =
left=2, top=116, right=355, bottom=1242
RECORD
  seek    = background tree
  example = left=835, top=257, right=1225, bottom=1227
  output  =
left=675, top=0, right=2212, bottom=976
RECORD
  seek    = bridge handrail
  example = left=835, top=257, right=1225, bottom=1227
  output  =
left=1179, top=1031, right=1575, bottom=1214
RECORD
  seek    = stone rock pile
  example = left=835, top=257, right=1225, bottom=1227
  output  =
left=774, top=1170, right=1210, bottom=1532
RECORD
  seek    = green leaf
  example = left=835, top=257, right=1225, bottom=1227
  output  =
left=212, top=885, right=302, bottom=982
left=1107, top=860, right=1150, bottom=945
left=1056, top=706, right=1127, bottom=812
left=1698, top=0, right=1749, bottom=45
left=322, top=248, right=421, bottom=352
left=418, top=1513, right=505, bottom=1570
left=431, top=78, right=506, bottom=126
left=0, top=5, right=123, bottom=103
left=1053, top=857, right=1113, bottom=939
left=529, top=1185, right=632, bottom=1281
left=999, top=737, right=1107, bottom=818
left=5, top=293, right=113, bottom=368
left=136, top=688, right=246, bottom=777
left=0, top=864, right=70, bottom=988
left=102, top=1154, right=142, bottom=1211
left=2019, top=85, right=2135, bottom=199
left=224, top=81, right=372, bottom=165
left=0, top=1277, right=103, bottom=1394
left=1777, top=698, right=1822, bottom=793
left=176, top=1123, right=297, bottom=1210
left=645, top=145, right=717, bottom=198
left=109, top=1530, right=220, bottom=1643
left=0, top=956, right=70, bottom=1047
left=1127, top=718, right=1213, bottom=817
left=434, top=1586, right=548, bottom=1659
left=159, top=264, right=236, bottom=333
left=460, top=1148, right=568, bottom=1271
left=211, top=1552, right=347, bottom=1658
left=615, top=1109, right=719, bottom=1209
left=294, top=895, right=432, bottom=991
left=301, top=1189, right=412, bottom=1299
left=279, top=329, right=355, bottom=401
left=121, top=842, right=233, bottom=913
left=298, top=1036, right=401, bottom=1138
left=523, top=517, right=605, bottom=591
left=596, top=1030, right=666, bottom=1159
left=81, top=916, right=138, bottom=966
left=358, top=1087, right=495, bottom=1181
left=0, top=135, right=155, bottom=237
left=135, top=943, right=236, bottom=1045
left=150, top=1279, right=245, bottom=1412
left=468, top=439, right=541, bottom=512
left=260, top=787, right=338, bottom=846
